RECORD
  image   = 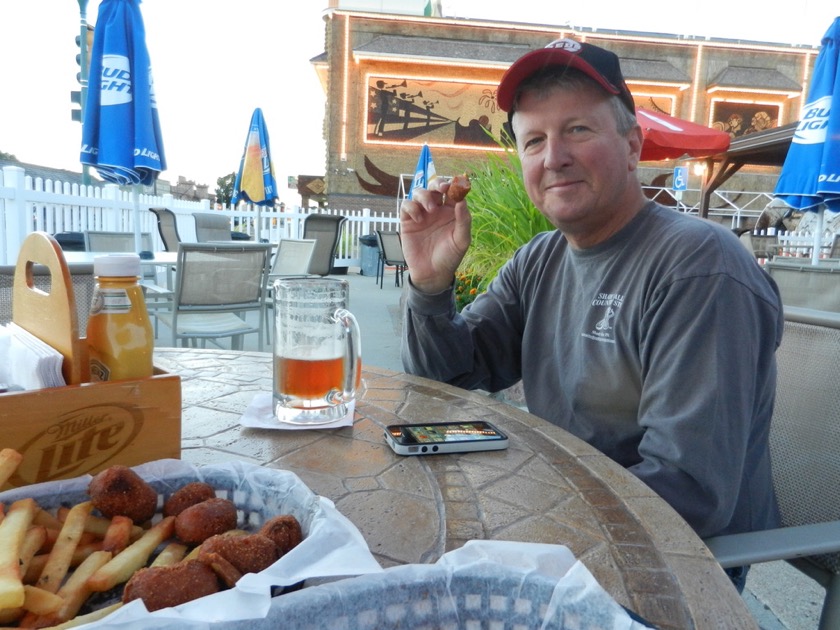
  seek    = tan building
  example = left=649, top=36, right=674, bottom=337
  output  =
left=313, top=7, right=818, bottom=213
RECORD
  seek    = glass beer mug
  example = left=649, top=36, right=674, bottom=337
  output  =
left=273, top=277, right=361, bottom=424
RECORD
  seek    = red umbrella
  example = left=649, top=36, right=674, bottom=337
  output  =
left=637, top=107, right=730, bottom=161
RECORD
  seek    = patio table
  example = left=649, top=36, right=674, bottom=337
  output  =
left=154, top=347, right=756, bottom=630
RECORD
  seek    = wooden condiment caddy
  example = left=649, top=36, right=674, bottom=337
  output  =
left=0, top=232, right=181, bottom=489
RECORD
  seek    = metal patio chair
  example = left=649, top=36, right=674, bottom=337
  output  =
left=155, top=242, right=272, bottom=350
left=704, top=306, right=840, bottom=630
left=262, top=238, right=317, bottom=344
left=85, top=230, right=174, bottom=334
left=0, top=263, right=95, bottom=332
left=193, top=212, right=234, bottom=242
left=375, top=230, right=407, bottom=289
left=149, top=208, right=183, bottom=252
left=302, top=213, right=346, bottom=276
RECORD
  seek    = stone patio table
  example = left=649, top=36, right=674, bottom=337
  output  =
left=155, top=347, right=756, bottom=630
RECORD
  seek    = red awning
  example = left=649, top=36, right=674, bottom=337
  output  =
left=637, top=108, right=731, bottom=161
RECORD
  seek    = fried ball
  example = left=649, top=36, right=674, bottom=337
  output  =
left=163, top=482, right=216, bottom=517
left=447, top=173, right=471, bottom=203
left=122, top=559, right=220, bottom=612
left=258, top=515, right=302, bottom=556
left=199, top=533, right=279, bottom=577
left=174, top=497, right=238, bottom=545
left=87, top=465, right=158, bottom=524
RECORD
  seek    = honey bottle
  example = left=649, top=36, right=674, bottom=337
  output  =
left=86, top=254, right=154, bottom=381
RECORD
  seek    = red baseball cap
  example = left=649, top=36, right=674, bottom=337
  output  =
left=497, top=38, right=635, bottom=115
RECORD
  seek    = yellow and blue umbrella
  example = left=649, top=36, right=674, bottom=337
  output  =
left=80, top=0, right=166, bottom=187
left=774, top=17, right=840, bottom=263
left=408, top=144, right=436, bottom=200
left=233, top=108, right=278, bottom=207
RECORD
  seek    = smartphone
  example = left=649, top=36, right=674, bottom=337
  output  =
left=384, top=421, right=509, bottom=456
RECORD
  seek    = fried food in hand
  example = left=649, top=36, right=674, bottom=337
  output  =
left=174, top=498, right=238, bottom=545
left=87, top=466, right=158, bottom=525
left=199, top=533, right=278, bottom=577
left=258, top=515, right=302, bottom=556
left=447, top=173, right=471, bottom=203
left=122, top=559, right=220, bottom=612
left=162, top=482, right=216, bottom=518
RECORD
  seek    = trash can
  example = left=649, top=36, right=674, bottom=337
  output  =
left=359, top=234, right=379, bottom=277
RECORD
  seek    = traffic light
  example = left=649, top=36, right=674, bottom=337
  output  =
left=74, top=25, right=94, bottom=85
left=72, top=25, right=94, bottom=123
left=70, top=90, right=82, bottom=122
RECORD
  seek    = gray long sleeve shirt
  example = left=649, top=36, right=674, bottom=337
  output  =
left=402, top=202, right=782, bottom=538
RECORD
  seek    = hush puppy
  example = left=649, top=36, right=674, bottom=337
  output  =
left=258, top=514, right=303, bottom=556
left=123, top=560, right=220, bottom=611
left=198, top=533, right=279, bottom=585
left=447, top=173, right=471, bottom=203
left=174, top=497, right=238, bottom=545
left=163, top=481, right=216, bottom=517
left=87, top=465, right=158, bottom=524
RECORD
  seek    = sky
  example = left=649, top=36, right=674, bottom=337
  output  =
left=1, top=1, right=838, bottom=205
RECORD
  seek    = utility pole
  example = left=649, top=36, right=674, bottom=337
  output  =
left=76, top=0, right=91, bottom=186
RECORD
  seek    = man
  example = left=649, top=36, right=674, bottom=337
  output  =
left=399, top=38, right=782, bottom=589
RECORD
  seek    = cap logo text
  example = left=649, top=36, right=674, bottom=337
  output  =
left=545, top=39, right=582, bottom=53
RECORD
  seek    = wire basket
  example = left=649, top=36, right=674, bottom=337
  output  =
left=223, top=561, right=653, bottom=629
left=0, top=459, right=380, bottom=628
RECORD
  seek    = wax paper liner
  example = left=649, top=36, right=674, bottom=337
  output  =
left=217, top=540, right=654, bottom=629
left=0, top=458, right=383, bottom=628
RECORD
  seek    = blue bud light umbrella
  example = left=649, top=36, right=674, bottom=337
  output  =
left=232, top=108, right=278, bottom=241
left=81, top=0, right=166, bottom=185
left=80, top=0, right=166, bottom=251
left=408, top=144, right=436, bottom=200
left=774, top=17, right=840, bottom=265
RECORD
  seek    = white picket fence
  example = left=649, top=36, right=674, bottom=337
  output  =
left=4, top=163, right=819, bottom=269
left=0, top=165, right=399, bottom=267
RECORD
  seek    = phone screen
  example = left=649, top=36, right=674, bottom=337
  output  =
left=393, top=421, right=503, bottom=444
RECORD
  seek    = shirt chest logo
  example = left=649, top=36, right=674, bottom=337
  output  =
left=582, top=292, right=624, bottom=343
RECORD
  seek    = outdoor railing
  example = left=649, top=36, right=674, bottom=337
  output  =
left=0, top=165, right=398, bottom=267
left=0, top=164, right=807, bottom=267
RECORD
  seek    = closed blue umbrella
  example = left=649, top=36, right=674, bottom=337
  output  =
left=774, top=17, right=840, bottom=264
left=80, top=0, right=166, bottom=187
left=233, top=108, right=278, bottom=241
left=408, top=144, right=436, bottom=200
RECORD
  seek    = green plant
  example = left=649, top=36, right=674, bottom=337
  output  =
left=456, top=132, right=553, bottom=293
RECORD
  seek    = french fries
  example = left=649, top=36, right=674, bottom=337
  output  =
left=0, top=498, right=37, bottom=609
left=0, top=448, right=23, bottom=488
left=87, top=516, right=175, bottom=592
left=0, top=451, right=304, bottom=627
left=44, top=602, right=123, bottom=629
left=42, top=550, right=113, bottom=626
left=101, top=515, right=134, bottom=555
left=21, top=585, right=63, bottom=616
left=150, top=542, right=188, bottom=567
left=35, top=501, right=92, bottom=594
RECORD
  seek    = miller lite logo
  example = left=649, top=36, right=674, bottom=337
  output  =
left=12, top=404, right=143, bottom=486
left=794, top=95, right=831, bottom=145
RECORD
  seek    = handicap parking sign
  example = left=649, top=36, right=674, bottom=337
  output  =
left=673, top=166, right=688, bottom=191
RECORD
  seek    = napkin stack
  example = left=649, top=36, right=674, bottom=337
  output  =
left=1, top=322, right=65, bottom=390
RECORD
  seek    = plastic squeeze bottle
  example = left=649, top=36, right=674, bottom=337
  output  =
left=86, top=254, right=154, bottom=381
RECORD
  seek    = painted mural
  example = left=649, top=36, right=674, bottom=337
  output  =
left=367, top=76, right=507, bottom=148
left=711, top=102, right=780, bottom=138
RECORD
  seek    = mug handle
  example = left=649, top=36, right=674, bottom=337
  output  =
left=334, top=308, right=360, bottom=403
